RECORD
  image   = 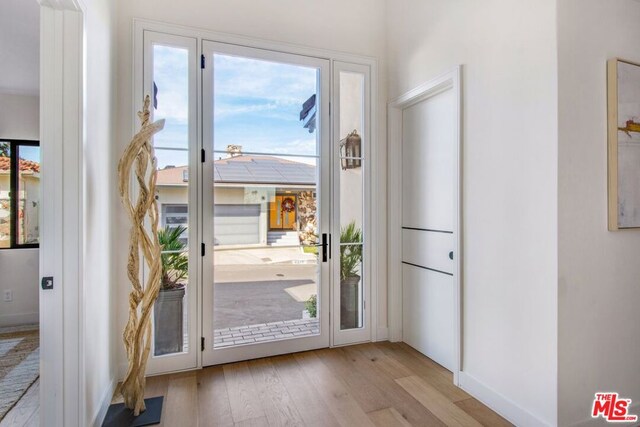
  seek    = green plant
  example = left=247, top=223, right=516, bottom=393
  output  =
left=340, top=221, right=362, bottom=280
left=158, top=225, right=189, bottom=290
left=305, top=294, right=317, bottom=318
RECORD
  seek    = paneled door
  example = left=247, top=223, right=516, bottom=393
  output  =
left=401, top=86, right=457, bottom=371
left=201, top=41, right=331, bottom=365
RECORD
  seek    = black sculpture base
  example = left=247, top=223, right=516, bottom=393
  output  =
left=102, top=396, right=163, bottom=427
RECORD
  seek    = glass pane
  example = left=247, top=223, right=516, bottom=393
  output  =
left=339, top=70, right=365, bottom=329
left=211, top=53, right=322, bottom=348
left=339, top=71, right=364, bottom=243
left=338, top=71, right=364, bottom=149
left=340, top=244, right=363, bottom=329
left=152, top=44, right=191, bottom=357
left=17, top=145, right=40, bottom=245
left=340, top=168, right=363, bottom=243
left=0, top=142, right=10, bottom=248
left=153, top=45, right=189, bottom=150
left=213, top=53, right=319, bottom=156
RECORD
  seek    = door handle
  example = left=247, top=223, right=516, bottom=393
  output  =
left=310, top=233, right=329, bottom=262
left=449, top=251, right=454, bottom=260
left=313, top=233, right=328, bottom=262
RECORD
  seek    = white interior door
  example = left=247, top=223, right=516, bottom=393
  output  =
left=401, top=88, right=456, bottom=371
left=201, top=41, right=331, bottom=366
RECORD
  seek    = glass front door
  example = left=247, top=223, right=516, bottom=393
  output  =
left=140, top=30, right=371, bottom=373
left=202, top=42, right=331, bottom=365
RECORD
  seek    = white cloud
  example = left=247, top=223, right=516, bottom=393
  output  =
left=213, top=54, right=317, bottom=107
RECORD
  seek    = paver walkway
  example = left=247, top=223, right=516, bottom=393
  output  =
left=214, top=318, right=319, bottom=348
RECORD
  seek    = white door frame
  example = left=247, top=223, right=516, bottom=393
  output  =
left=387, top=66, right=462, bottom=384
left=38, top=0, right=85, bottom=426
left=132, top=20, right=382, bottom=373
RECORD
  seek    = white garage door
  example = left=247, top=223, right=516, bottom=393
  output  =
left=214, top=204, right=260, bottom=245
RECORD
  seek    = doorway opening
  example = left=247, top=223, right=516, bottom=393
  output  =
left=0, top=1, right=41, bottom=424
left=137, top=24, right=374, bottom=373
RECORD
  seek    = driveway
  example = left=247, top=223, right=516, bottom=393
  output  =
left=212, top=246, right=319, bottom=330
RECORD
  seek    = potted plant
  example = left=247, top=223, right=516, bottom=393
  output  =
left=154, top=225, right=188, bottom=356
left=340, top=221, right=362, bottom=329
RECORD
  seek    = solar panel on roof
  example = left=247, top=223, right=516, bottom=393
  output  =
left=211, top=155, right=315, bottom=184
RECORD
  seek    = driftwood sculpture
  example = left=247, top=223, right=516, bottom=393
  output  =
left=117, top=96, right=165, bottom=415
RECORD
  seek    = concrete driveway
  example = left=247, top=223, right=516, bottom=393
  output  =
left=212, top=246, right=319, bottom=330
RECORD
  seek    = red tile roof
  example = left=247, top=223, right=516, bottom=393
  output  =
left=0, top=157, right=40, bottom=173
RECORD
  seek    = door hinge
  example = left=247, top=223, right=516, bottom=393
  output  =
left=201, top=54, right=205, bottom=69
left=201, top=337, right=205, bottom=351
left=201, top=243, right=205, bottom=256
left=201, top=148, right=205, bottom=163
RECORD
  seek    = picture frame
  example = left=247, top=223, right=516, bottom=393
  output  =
left=607, top=58, right=640, bottom=230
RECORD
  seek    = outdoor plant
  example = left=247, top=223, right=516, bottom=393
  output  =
left=158, top=225, right=189, bottom=290
left=305, top=294, right=317, bottom=318
left=340, top=221, right=363, bottom=280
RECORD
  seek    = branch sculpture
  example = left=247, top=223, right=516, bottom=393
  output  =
left=117, top=96, right=165, bottom=416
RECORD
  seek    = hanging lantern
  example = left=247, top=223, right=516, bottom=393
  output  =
left=340, top=130, right=362, bottom=170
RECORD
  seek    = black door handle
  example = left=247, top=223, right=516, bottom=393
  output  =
left=311, top=233, right=329, bottom=262
left=321, top=233, right=328, bottom=262
left=449, top=251, right=454, bottom=260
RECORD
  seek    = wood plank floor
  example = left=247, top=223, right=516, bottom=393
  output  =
left=112, top=342, right=511, bottom=427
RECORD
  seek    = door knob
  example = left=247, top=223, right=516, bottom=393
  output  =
left=449, top=251, right=454, bottom=260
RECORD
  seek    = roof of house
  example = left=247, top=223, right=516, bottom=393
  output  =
left=156, top=155, right=315, bottom=186
left=0, top=157, right=40, bottom=173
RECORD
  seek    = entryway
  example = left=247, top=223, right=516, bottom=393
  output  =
left=138, top=26, right=373, bottom=374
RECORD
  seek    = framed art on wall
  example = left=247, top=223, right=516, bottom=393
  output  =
left=607, top=58, right=640, bottom=230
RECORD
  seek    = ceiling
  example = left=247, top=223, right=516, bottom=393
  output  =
left=0, top=0, right=40, bottom=96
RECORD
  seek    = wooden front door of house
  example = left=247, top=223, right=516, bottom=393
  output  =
left=269, top=195, right=297, bottom=230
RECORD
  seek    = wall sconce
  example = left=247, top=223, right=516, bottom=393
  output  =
left=340, top=130, right=362, bottom=170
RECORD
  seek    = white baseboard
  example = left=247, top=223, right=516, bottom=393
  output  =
left=376, top=327, right=389, bottom=341
left=572, top=401, right=640, bottom=427
left=459, top=372, right=551, bottom=427
left=91, top=377, right=116, bottom=427
left=0, top=311, right=39, bottom=327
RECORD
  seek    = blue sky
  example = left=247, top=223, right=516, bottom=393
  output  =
left=0, top=143, right=39, bottom=163
left=153, top=47, right=318, bottom=168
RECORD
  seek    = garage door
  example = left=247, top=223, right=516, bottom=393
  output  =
left=214, top=204, right=260, bottom=245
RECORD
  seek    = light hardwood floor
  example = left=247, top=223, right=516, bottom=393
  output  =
left=2, top=342, right=511, bottom=426
left=111, top=342, right=511, bottom=427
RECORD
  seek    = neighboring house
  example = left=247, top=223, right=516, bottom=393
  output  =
left=156, top=154, right=316, bottom=246
left=0, top=156, right=40, bottom=247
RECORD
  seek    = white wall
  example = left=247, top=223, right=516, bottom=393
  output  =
left=386, top=1, right=558, bottom=425
left=557, top=1, right=640, bottom=425
left=0, top=94, right=39, bottom=140
left=114, top=0, right=388, bottom=375
left=0, top=93, right=39, bottom=327
left=82, top=0, right=119, bottom=425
